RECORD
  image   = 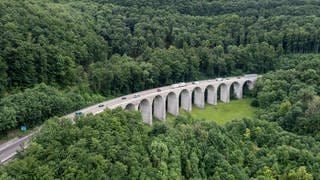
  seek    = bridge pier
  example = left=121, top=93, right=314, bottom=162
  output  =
left=139, top=99, right=152, bottom=125
left=153, top=96, right=166, bottom=121
left=180, top=89, right=192, bottom=112
left=233, top=82, right=243, bottom=99
left=167, top=92, right=179, bottom=116
left=194, top=87, right=204, bottom=108
left=220, top=84, right=230, bottom=103
left=206, top=85, right=216, bottom=105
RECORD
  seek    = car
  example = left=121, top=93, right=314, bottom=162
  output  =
left=216, top=78, right=223, bottom=81
left=121, top=97, right=127, bottom=100
left=133, top=94, right=140, bottom=98
left=178, top=82, right=186, bottom=87
left=75, top=111, right=82, bottom=116
left=237, top=76, right=241, bottom=79
left=171, top=84, right=179, bottom=88
left=98, top=104, right=104, bottom=107
left=157, top=88, right=161, bottom=92
left=192, top=81, right=200, bottom=85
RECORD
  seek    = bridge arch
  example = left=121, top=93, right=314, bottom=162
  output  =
left=166, top=92, right=179, bottom=116
left=193, top=87, right=204, bottom=108
left=125, top=103, right=136, bottom=111
left=152, top=95, right=165, bottom=121
left=179, top=89, right=191, bottom=112
left=242, top=80, right=254, bottom=97
left=138, top=99, right=152, bottom=125
left=243, top=80, right=254, bottom=90
left=230, top=81, right=242, bottom=99
left=205, top=85, right=216, bottom=105
left=217, top=83, right=229, bottom=103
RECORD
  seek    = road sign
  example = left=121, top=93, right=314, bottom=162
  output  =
left=20, top=125, right=27, bottom=132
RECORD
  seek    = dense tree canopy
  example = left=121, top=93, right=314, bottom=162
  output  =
left=1, top=0, right=320, bottom=96
left=1, top=0, right=320, bottom=178
left=252, top=55, right=320, bottom=138
left=0, top=84, right=104, bottom=135
left=1, top=109, right=320, bottom=179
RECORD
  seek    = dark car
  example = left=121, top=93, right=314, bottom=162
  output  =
left=98, top=104, right=104, bottom=107
left=133, top=94, right=140, bottom=98
left=157, top=88, right=161, bottom=92
left=122, top=97, right=127, bottom=100
left=75, top=111, right=82, bottom=116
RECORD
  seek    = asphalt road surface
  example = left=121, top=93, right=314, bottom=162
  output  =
left=0, top=134, right=32, bottom=164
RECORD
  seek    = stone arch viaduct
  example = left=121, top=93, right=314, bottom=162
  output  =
left=66, top=74, right=258, bottom=125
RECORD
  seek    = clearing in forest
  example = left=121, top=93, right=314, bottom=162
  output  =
left=165, top=99, right=257, bottom=125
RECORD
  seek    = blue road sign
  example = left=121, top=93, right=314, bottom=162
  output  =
left=21, top=125, right=27, bottom=132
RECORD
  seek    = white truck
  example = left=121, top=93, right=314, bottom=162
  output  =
left=244, top=74, right=258, bottom=78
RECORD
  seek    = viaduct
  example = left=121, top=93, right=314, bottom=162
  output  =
left=66, top=74, right=258, bottom=125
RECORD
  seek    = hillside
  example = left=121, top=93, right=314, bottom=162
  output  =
left=1, top=107, right=319, bottom=179
left=1, top=0, right=320, bottom=94
left=1, top=0, right=320, bottom=178
left=1, top=0, right=320, bottom=134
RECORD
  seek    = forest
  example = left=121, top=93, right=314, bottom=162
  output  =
left=1, top=104, right=319, bottom=179
left=2, top=0, right=320, bottom=94
left=2, top=0, right=320, bottom=133
left=1, top=0, right=320, bottom=178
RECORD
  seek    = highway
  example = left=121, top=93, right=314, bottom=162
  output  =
left=0, top=74, right=258, bottom=164
left=0, top=134, right=32, bottom=164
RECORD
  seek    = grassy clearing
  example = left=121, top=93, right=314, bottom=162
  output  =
left=161, top=99, right=257, bottom=126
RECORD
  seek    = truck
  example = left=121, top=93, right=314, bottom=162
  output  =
left=244, top=74, right=258, bottom=78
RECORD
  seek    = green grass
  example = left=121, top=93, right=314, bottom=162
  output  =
left=164, top=98, right=257, bottom=126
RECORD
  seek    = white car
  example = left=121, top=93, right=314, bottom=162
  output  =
left=216, top=78, right=223, bottom=81
left=179, top=82, right=186, bottom=87
left=171, top=84, right=179, bottom=88
left=133, top=94, right=140, bottom=98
